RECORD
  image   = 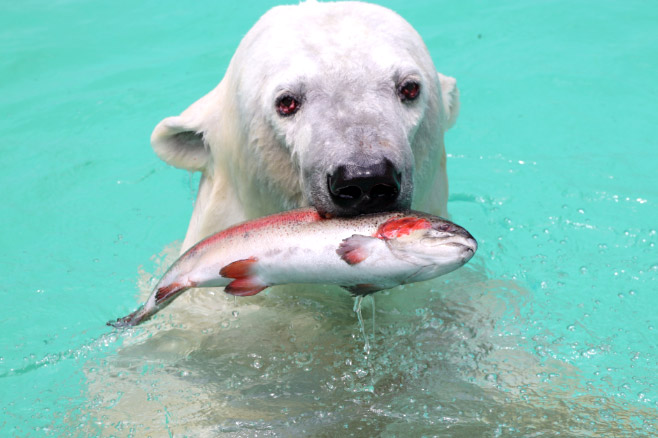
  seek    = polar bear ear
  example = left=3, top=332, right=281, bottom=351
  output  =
left=437, top=72, right=460, bottom=130
left=151, top=113, right=209, bottom=172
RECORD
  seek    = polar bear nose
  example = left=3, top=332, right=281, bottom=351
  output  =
left=328, top=159, right=401, bottom=213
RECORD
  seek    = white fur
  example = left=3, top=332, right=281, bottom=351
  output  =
left=151, top=1, right=460, bottom=252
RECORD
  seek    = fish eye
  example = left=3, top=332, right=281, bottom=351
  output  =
left=427, top=228, right=447, bottom=237
left=433, top=222, right=454, bottom=233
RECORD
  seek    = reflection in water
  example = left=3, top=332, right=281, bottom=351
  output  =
left=82, top=250, right=656, bottom=436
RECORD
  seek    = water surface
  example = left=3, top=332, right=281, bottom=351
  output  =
left=1, top=0, right=656, bottom=436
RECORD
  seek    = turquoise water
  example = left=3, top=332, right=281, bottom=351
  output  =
left=1, top=0, right=656, bottom=435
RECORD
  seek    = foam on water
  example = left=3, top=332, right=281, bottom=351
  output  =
left=1, top=0, right=657, bottom=436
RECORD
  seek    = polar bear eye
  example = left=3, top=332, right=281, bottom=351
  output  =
left=276, top=94, right=301, bottom=116
left=398, top=80, right=421, bottom=102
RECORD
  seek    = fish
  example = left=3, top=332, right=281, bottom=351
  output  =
left=108, top=208, right=477, bottom=327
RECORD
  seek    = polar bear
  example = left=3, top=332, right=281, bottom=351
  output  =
left=151, top=0, right=459, bottom=253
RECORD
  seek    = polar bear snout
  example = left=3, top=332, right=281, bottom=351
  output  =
left=327, top=159, right=402, bottom=214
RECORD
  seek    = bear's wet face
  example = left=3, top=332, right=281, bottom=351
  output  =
left=276, top=70, right=419, bottom=218
left=268, top=68, right=425, bottom=217
left=151, top=1, right=459, bottom=251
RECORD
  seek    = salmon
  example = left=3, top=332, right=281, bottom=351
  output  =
left=108, top=208, right=477, bottom=327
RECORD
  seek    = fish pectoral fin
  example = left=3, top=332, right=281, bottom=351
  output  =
left=220, top=257, right=268, bottom=297
left=337, top=234, right=384, bottom=265
left=342, top=283, right=384, bottom=296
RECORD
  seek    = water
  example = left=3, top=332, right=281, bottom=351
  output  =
left=1, top=0, right=656, bottom=436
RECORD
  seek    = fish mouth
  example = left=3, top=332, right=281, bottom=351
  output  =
left=446, top=237, right=478, bottom=255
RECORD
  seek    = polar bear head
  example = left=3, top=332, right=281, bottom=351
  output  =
left=151, top=1, right=459, bottom=251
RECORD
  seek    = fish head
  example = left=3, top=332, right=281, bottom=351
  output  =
left=378, top=215, right=477, bottom=276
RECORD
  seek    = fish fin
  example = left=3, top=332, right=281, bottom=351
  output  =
left=154, top=282, right=189, bottom=305
left=220, top=257, right=258, bottom=278
left=337, top=234, right=380, bottom=265
left=225, top=279, right=267, bottom=296
left=375, top=217, right=432, bottom=240
left=342, top=283, right=383, bottom=296
left=220, top=257, right=268, bottom=296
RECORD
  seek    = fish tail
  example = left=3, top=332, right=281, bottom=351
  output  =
left=107, top=305, right=150, bottom=328
left=107, top=281, right=191, bottom=328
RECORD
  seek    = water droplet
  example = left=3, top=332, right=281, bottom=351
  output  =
left=430, top=318, right=443, bottom=329
left=485, top=373, right=498, bottom=383
left=579, top=266, right=588, bottom=274
left=294, top=352, right=313, bottom=366
left=567, top=324, right=576, bottom=331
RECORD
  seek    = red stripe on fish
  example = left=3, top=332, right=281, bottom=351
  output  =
left=220, top=258, right=268, bottom=296
left=193, top=208, right=323, bottom=253
left=375, top=217, right=432, bottom=240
